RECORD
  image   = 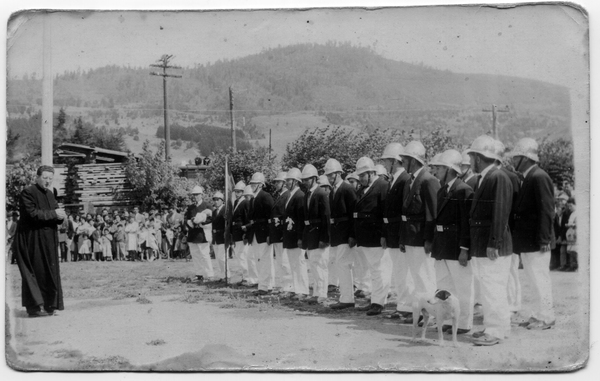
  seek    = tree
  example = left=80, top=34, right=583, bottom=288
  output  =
left=6, top=129, right=20, bottom=162
left=53, top=107, right=68, bottom=150
left=420, top=128, right=462, bottom=160
left=6, top=156, right=41, bottom=211
left=537, top=136, right=574, bottom=186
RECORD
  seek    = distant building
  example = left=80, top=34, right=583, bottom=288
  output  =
left=54, top=143, right=130, bottom=164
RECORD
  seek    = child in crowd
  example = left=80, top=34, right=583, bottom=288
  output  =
left=565, top=197, right=577, bottom=272
left=146, top=221, right=159, bottom=261
left=78, top=229, right=92, bottom=261
left=138, top=222, right=148, bottom=261
left=91, top=223, right=102, bottom=261
left=115, top=223, right=127, bottom=261
left=101, top=228, right=113, bottom=261
left=125, top=215, right=139, bottom=261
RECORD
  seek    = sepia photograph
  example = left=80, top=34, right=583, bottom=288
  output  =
left=3, top=0, right=593, bottom=374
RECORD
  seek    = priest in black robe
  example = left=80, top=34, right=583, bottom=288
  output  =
left=13, top=165, right=67, bottom=317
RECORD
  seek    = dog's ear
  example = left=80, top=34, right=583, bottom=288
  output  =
left=436, top=290, right=451, bottom=301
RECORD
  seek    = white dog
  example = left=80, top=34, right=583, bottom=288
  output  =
left=411, top=289, right=461, bottom=347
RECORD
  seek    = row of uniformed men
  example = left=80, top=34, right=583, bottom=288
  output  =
left=185, top=135, right=556, bottom=347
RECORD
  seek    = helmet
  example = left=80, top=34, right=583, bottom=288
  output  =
left=323, top=158, right=343, bottom=175
left=300, top=164, right=319, bottom=179
left=346, top=172, right=359, bottom=181
left=318, top=175, right=331, bottom=187
left=355, top=157, right=375, bottom=175
left=428, top=153, right=443, bottom=167
left=438, top=149, right=463, bottom=174
left=243, top=185, right=254, bottom=197
left=374, top=164, right=387, bottom=176
left=401, top=141, right=426, bottom=165
left=212, top=191, right=224, bottom=200
left=249, top=172, right=265, bottom=184
left=234, top=181, right=246, bottom=191
left=286, top=167, right=302, bottom=182
left=273, top=171, right=287, bottom=182
left=191, top=185, right=204, bottom=195
left=466, top=135, right=500, bottom=161
left=380, top=142, right=404, bottom=162
left=510, top=137, right=539, bottom=162
left=493, top=139, right=506, bottom=161
left=461, top=151, right=471, bottom=166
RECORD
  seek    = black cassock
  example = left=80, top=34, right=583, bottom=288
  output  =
left=13, top=183, right=64, bottom=311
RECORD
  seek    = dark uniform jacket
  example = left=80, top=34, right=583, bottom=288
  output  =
left=248, top=189, right=274, bottom=244
left=501, top=166, right=521, bottom=233
left=269, top=189, right=290, bottom=244
left=282, top=188, right=305, bottom=249
left=328, top=181, right=357, bottom=247
left=382, top=169, right=411, bottom=248
left=464, top=173, right=478, bottom=190
left=302, top=186, right=330, bottom=250
left=432, top=178, right=473, bottom=261
left=185, top=201, right=212, bottom=244
left=231, top=198, right=249, bottom=242
left=512, top=165, right=555, bottom=253
left=354, top=177, right=388, bottom=248
left=469, top=165, right=513, bottom=257
left=400, top=168, right=440, bottom=247
left=211, top=205, right=226, bottom=245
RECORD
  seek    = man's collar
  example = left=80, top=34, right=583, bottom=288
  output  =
left=446, top=177, right=457, bottom=189
left=480, top=163, right=495, bottom=180
left=411, top=167, right=424, bottom=179
left=523, top=164, right=537, bottom=179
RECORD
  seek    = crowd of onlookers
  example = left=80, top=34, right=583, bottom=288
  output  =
left=551, top=181, right=577, bottom=272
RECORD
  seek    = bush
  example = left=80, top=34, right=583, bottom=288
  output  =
left=538, top=136, right=574, bottom=186
left=6, top=157, right=41, bottom=211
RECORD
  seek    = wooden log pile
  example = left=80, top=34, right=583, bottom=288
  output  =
left=67, top=163, right=137, bottom=209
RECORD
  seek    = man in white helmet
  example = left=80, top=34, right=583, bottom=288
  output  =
left=399, top=141, right=440, bottom=324
left=270, top=171, right=293, bottom=296
left=353, top=156, right=391, bottom=316
left=299, top=164, right=331, bottom=305
left=184, top=185, right=214, bottom=282
left=346, top=172, right=361, bottom=193
left=460, top=151, right=479, bottom=190
left=509, top=137, right=556, bottom=330
left=319, top=173, right=338, bottom=292
left=430, top=149, right=475, bottom=334
left=466, top=135, right=514, bottom=346
left=231, top=181, right=251, bottom=284
left=379, top=142, right=414, bottom=320
left=282, top=168, right=309, bottom=300
left=211, top=191, right=227, bottom=282
left=241, top=185, right=260, bottom=286
left=247, top=173, right=276, bottom=296
left=324, top=158, right=359, bottom=310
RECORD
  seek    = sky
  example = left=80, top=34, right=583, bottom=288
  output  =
left=5, top=2, right=589, bottom=93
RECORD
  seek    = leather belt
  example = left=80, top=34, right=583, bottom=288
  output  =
left=304, top=218, right=322, bottom=226
left=383, top=216, right=403, bottom=224
left=401, top=215, right=425, bottom=222
left=353, top=212, right=375, bottom=219
left=436, top=224, right=458, bottom=232
left=469, top=219, right=491, bottom=227
left=329, top=216, right=349, bottom=224
left=251, top=219, right=268, bottom=224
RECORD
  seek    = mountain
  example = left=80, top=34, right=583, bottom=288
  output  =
left=7, top=42, right=571, bottom=158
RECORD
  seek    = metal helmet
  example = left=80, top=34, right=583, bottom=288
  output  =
left=249, top=172, right=266, bottom=185
left=243, top=185, right=254, bottom=197
left=191, top=185, right=204, bottom=195
left=273, top=171, right=287, bottom=182
left=286, top=167, right=302, bottom=182
left=401, top=141, right=427, bottom=165
left=510, top=137, right=540, bottom=162
left=212, top=191, right=224, bottom=200
left=380, top=142, right=404, bottom=162
left=438, top=149, right=463, bottom=174
left=461, top=151, right=471, bottom=166
left=355, top=157, right=375, bottom=175
left=374, top=164, right=387, bottom=176
left=428, top=153, right=444, bottom=167
left=300, top=164, right=319, bottom=179
left=323, top=158, right=343, bottom=175
left=318, top=175, right=331, bottom=188
left=493, top=139, right=506, bottom=161
left=234, top=181, right=246, bottom=191
left=466, top=135, right=500, bottom=161
left=346, top=172, right=359, bottom=181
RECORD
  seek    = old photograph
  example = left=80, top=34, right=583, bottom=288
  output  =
left=4, top=0, right=592, bottom=373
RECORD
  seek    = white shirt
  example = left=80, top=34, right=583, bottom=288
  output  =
left=522, top=164, right=537, bottom=179
left=307, top=183, right=318, bottom=207
left=478, top=164, right=496, bottom=187
left=390, top=167, right=406, bottom=189
left=410, top=167, right=424, bottom=188
left=285, top=187, right=300, bottom=209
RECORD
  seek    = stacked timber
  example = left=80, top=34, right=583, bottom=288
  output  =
left=70, top=163, right=136, bottom=208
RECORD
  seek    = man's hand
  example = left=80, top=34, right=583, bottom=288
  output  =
left=424, top=240, right=432, bottom=254
left=243, top=238, right=248, bottom=245
left=486, top=247, right=499, bottom=260
left=241, top=225, right=247, bottom=231
left=318, top=241, right=328, bottom=249
left=400, top=244, right=406, bottom=253
left=348, top=237, right=356, bottom=248
left=297, top=239, right=303, bottom=249
left=380, top=237, right=387, bottom=250
left=540, top=244, right=551, bottom=253
left=55, top=208, right=67, bottom=220
left=266, top=236, right=271, bottom=245
left=458, top=249, right=469, bottom=267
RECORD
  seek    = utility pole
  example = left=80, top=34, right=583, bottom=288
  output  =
left=482, top=104, right=509, bottom=139
left=150, top=55, right=182, bottom=161
left=41, top=15, right=53, bottom=166
left=229, top=87, right=236, bottom=153
left=269, top=128, right=272, bottom=159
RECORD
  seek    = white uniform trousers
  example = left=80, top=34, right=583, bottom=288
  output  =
left=471, top=255, right=512, bottom=339
left=353, top=246, right=372, bottom=293
left=507, top=253, right=522, bottom=313
left=307, top=248, right=329, bottom=298
left=435, top=259, right=475, bottom=330
left=188, top=242, right=214, bottom=278
left=405, top=245, right=437, bottom=301
left=232, top=240, right=249, bottom=281
left=246, top=241, right=259, bottom=284
left=287, top=248, right=309, bottom=295
left=253, top=237, right=274, bottom=291
left=360, top=246, right=393, bottom=306
left=327, top=249, right=339, bottom=286
left=332, top=244, right=356, bottom=304
left=521, top=251, right=555, bottom=323
left=390, top=249, right=415, bottom=312
left=213, top=243, right=227, bottom=279
left=274, top=242, right=293, bottom=292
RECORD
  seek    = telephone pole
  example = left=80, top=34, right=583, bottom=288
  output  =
left=150, top=55, right=182, bottom=161
left=229, top=87, right=236, bottom=153
left=482, top=104, right=509, bottom=139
